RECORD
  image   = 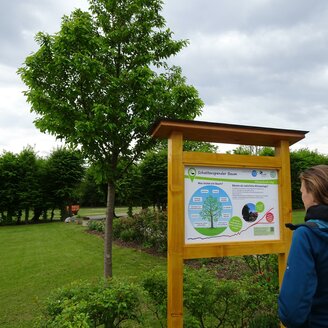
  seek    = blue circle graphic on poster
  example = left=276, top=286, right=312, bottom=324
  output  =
left=188, top=185, right=233, bottom=236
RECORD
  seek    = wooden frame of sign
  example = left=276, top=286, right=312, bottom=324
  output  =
left=150, top=119, right=308, bottom=328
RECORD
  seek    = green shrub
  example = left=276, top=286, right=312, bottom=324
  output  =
left=140, top=210, right=167, bottom=252
left=87, top=220, right=105, bottom=232
left=113, top=210, right=167, bottom=253
left=248, top=313, right=280, bottom=328
left=39, top=279, right=142, bottom=328
left=142, top=268, right=167, bottom=327
left=232, top=276, right=278, bottom=328
left=38, top=266, right=279, bottom=328
left=184, top=268, right=247, bottom=328
left=119, top=228, right=137, bottom=242
left=243, top=254, right=279, bottom=293
left=141, top=267, right=279, bottom=328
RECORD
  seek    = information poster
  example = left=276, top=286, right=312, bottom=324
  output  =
left=185, top=166, right=280, bottom=244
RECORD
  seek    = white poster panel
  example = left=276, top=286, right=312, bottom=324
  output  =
left=185, top=166, right=280, bottom=244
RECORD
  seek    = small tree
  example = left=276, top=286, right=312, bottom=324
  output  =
left=139, top=150, right=168, bottom=210
left=16, top=147, right=41, bottom=223
left=115, top=163, right=143, bottom=215
left=18, top=0, right=203, bottom=277
left=0, top=152, right=20, bottom=224
left=45, top=148, right=85, bottom=220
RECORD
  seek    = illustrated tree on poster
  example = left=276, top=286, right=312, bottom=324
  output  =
left=200, top=195, right=223, bottom=228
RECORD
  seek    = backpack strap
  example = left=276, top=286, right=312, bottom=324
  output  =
left=285, top=221, right=319, bottom=231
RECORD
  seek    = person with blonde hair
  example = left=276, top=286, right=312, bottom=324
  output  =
left=279, top=165, right=328, bottom=327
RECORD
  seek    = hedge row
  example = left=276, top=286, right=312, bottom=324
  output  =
left=38, top=267, right=279, bottom=327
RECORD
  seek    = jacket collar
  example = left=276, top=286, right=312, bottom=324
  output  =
left=305, top=204, right=328, bottom=222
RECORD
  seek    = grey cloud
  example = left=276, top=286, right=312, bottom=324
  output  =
left=163, top=0, right=328, bottom=35
left=0, top=0, right=88, bottom=68
left=1, top=0, right=328, bottom=154
left=0, top=0, right=48, bottom=66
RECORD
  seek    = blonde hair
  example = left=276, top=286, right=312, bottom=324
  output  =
left=300, top=165, right=328, bottom=205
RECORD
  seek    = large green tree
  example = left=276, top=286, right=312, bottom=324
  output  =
left=18, top=0, right=203, bottom=277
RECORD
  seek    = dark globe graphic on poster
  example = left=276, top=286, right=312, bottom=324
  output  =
left=188, top=185, right=233, bottom=236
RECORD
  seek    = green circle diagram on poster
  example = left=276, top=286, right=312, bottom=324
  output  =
left=229, top=216, right=242, bottom=232
left=188, top=185, right=234, bottom=236
left=256, top=201, right=265, bottom=213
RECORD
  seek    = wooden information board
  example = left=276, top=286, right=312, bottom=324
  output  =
left=150, top=119, right=307, bottom=328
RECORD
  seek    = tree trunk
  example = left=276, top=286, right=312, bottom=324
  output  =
left=24, top=208, right=29, bottom=224
left=67, top=204, right=73, bottom=217
left=17, top=210, right=22, bottom=224
left=128, top=205, right=133, bottom=217
left=60, top=206, right=68, bottom=221
left=31, top=207, right=42, bottom=223
left=50, top=208, right=55, bottom=221
left=104, top=181, right=115, bottom=278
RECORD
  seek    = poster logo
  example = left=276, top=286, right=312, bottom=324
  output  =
left=188, top=167, right=197, bottom=182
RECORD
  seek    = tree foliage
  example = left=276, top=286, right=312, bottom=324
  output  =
left=231, top=146, right=274, bottom=156
left=115, top=141, right=218, bottom=212
left=0, top=152, right=20, bottom=223
left=290, top=148, right=328, bottom=208
left=16, top=147, right=43, bottom=223
left=78, top=166, right=107, bottom=207
left=45, top=148, right=85, bottom=219
left=139, top=150, right=167, bottom=210
left=18, top=1, right=202, bottom=180
left=115, top=163, right=142, bottom=216
left=0, top=148, right=84, bottom=225
left=18, top=0, right=203, bottom=277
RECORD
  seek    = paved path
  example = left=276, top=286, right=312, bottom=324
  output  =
left=84, top=215, right=105, bottom=220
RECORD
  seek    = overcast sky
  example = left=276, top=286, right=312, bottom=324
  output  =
left=1, top=0, right=328, bottom=157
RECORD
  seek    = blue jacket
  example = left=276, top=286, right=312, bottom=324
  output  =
left=278, top=205, right=328, bottom=327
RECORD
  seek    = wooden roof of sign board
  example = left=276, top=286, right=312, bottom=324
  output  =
left=150, top=119, right=308, bottom=147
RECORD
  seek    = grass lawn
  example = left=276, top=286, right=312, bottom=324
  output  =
left=77, top=206, right=141, bottom=217
left=0, top=209, right=306, bottom=327
left=0, top=222, right=166, bottom=328
left=44, top=206, right=140, bottom=219
left=292, top=209, right=306, bottom=224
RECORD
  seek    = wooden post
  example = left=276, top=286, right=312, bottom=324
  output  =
left=167, top=131, right=184, bottom=328
left=276, top=140, right=293, bottom=286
